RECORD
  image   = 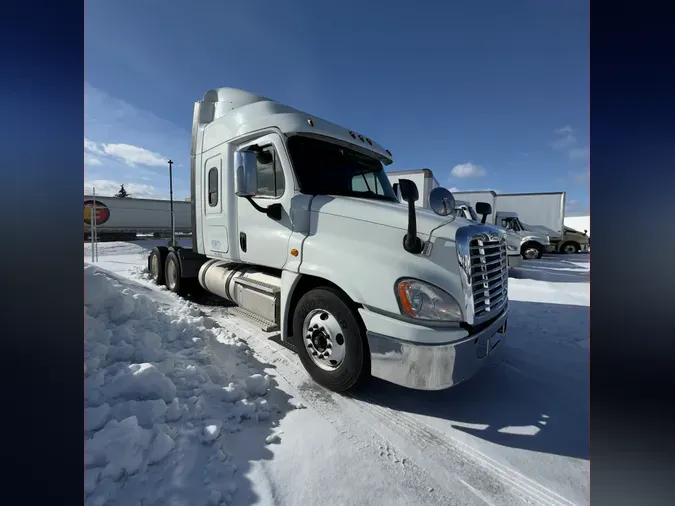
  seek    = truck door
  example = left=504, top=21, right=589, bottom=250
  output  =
left=236, top=133, right=294, bottom=269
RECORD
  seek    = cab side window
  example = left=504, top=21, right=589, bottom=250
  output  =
left=255, top=146, right=285, bottom=198
left=351, top=172, right=385, bottom=194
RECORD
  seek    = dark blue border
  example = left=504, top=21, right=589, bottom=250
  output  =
left=0, top=2, right=83, bottom=501
left=591, top=1, right=675, bottom=504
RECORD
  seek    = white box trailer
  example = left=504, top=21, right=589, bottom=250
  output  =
left=386, top=169, right=439, bottom=208
left=84, top=195, right=192, bottom=239
left=495, top=192, right=565, bottom=241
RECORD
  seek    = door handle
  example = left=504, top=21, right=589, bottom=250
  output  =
left=239, top=232, right=247, bottom=252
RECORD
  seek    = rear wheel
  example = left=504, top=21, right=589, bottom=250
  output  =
left=521, top=243, right=544, bottom=260
left=148, top=247, right=168, bottom=285
left=165, top=251, right=186, bottom=296
left=292, top=287, right=369, bottom=392
left=561, top=241, right=580, bottom=254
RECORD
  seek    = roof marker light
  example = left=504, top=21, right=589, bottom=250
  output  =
left=358, top=135, right=365, bottom=142
left=307, top=118, right=314, bottom=127
left=349, top=131, right=356, bottom=139
left=366, top=138, right=372, bottom=145
left=386, top=149, right=392, bottom=157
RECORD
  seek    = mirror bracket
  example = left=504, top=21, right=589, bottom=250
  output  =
left=245, top=197, right=282, bottom=221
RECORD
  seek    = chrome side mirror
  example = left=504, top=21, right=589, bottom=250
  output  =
left=429, top=187, right=457, bottom=218
left=234, top=150, right=258, bottom=197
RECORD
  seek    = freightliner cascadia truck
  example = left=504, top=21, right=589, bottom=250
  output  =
left=147, top=88, right=510, bottom=393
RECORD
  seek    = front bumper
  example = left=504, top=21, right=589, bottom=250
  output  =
left=507, top=254, right=522, bottom=268
left=363, top=308, right=509, bottom=391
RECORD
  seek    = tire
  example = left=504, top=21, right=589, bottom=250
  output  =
left=164, top=251, right=187, bottom=296
left=292, top=287, right=369, bottom=392
left=521, top=242, right=544, bottom=260
left=148, top=247, right=168, bottom=285
left=560, top=241, right=580, bottom=254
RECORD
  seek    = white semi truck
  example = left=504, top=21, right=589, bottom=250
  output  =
left=453, top=191, right=551, bottom=259
left=147, top=88, right=510, bottom=393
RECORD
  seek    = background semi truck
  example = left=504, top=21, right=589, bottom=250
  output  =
left=84, top=195, right=192, bottom=241
left=146, top=87, right=510, bottom=394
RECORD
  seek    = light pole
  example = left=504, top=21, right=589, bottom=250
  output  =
left=168, top=159, right=175, bottom=247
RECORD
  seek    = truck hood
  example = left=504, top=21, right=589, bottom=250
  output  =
left=522, top=223, right=559, bottom=239
left=310, top=195, right=474, bottom=237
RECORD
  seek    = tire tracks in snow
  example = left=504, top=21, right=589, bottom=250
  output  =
left=200, top=305, right=578, bottom=506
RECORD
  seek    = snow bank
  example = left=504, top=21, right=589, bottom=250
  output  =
left=84, top=266, right=288, bottom=505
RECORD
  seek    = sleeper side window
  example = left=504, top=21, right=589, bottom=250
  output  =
left=208, top=167, right=218, bottom=206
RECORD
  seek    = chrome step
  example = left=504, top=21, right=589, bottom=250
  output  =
left=228, top=306, right=279, bottom=332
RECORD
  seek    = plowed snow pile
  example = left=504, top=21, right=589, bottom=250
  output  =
left=84, top=266, right=289, bottom=506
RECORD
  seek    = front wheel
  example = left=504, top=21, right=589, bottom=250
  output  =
left=521, top=243, right=544, bottom=260
left=292, top=287, right=369, bottom=392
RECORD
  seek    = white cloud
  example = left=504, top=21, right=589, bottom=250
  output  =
left=103, top=143, right=169, bottom=167
left=85, top=152, right=103, bottom=166
left=84, top=138, right=169, bottom=167
left=568, top=147, right=589, bottom=161
left=451, top=162, right=486, bottom=178
left=84, top=179, right=164, bottom=199
left=85, top=138, right=105, bottom=156
left=551, top=126, right=588, bottom=161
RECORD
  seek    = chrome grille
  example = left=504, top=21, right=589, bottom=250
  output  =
left=469, top=236, right=508, bottom=319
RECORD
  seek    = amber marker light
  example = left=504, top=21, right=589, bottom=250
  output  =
left=397, top=280, right=415, bottom=317
left=290, top=249, right=299, bottom=257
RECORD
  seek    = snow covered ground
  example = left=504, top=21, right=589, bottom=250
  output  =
left=84, top=240, right=589, bottom=506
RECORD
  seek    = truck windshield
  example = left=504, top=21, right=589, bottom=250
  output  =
left=287, top=135, right=397, bottom=202
left=501, top=217, right=523, bottom=232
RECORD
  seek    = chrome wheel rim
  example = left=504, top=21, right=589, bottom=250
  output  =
left=151, top=254, right=159, bottom=279
left=564, top=244, right=576, bottom=254
left=302, top=309, right=346, bottom=371
left=166, top=260, right=177, bottom=289
left=524, top=248, right=539, bottom=259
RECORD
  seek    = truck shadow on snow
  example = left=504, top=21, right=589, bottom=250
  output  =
left=352, top=300, right=589, bottom=461
left=510, top=255, right=590, bottom=283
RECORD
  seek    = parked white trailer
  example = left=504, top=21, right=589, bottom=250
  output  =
left=386, top=169, right=439, bottom=208
left=495, top=192, right=565, bottom=241
left=84, top=195, right=192, bottom=240
left=146, top=87, right=510, bottom=394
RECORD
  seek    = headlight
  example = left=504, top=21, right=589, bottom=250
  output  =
left=395, top=279, right=462, bottom=321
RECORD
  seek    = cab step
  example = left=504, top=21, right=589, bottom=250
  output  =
left=228, top=306, right=279, bottom=332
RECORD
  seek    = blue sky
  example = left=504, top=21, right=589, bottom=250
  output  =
left=84, top=0, right=588, bottom=215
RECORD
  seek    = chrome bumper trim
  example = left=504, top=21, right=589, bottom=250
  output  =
left=366, top=307, right=508, bottom=391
